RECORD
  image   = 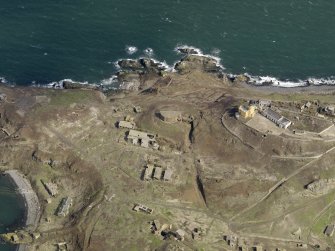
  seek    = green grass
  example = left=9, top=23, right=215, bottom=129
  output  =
left=148, top=234, right=163, bottom=247
left=265, top=92, right=335, bottom=103
left=49, top=90, right=95, bottom=106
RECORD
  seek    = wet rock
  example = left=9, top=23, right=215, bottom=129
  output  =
left=234, top=74, right=250, bottom=83
left=139, top=58, right=166, bottom=73
left=174, top=55, right=220, bottom=74
left=117, top=58, right=167, bottom=76
left=218, top=73, right=232, bottom=84
left=62, top=81, right=98, bottom=90
left=117, top=59, right=143, bottom=70
left=177, top=48, right=199, bottom=55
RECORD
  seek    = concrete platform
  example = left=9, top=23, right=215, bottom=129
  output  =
left=246, top=113, right=284, bottom=135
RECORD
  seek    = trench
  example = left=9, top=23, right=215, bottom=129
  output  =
left=189, top=120, right=195, bottom=144
left=196, top=175, right=207, bottom=206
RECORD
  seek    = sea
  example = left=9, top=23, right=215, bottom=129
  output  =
left=0, top=1, right=334, bottom=248
left=0, top=0, right=335, bottom=88
left=0, top=175, right=25, bottom=251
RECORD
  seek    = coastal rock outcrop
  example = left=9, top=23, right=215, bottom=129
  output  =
left=233, top=74, right=250, bottom=83
left=177, top=47, right=199, bottom=55
left=62, top=80, right=98, bottom=90
left=117, top=72, right=141, bottom=91
left=174, top=55, right=220, bottom=74
left=118, top=59, right=143, bottom=70
left=117, top=58, right=167, bottom=74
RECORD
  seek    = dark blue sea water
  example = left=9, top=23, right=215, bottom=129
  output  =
left=0, top=0, right=334, bottom=87
left=0, top=176, right=25, bottom=251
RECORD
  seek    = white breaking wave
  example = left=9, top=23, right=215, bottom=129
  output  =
left=99, top=75, right=119, bottom=90
left=246, top=75, right=306, bottom=88
left=174, top=45, right=203, bottom=55
left=149, top=58, right=170, bottom=71
left=244, top=74, right=335, bottom=88
left=125, top=46, right=138, bottom=55
left=307, top=77, right=335, bottom=86
left=0, top=77, right=15, bottom=87
left=32, top=77, right=118, bottom=90
left=0, top=77, right=8, bottom=84
left=43, top=79, right=89, bottom=89
left=174, top=44, right=226, bottom=70
left=211, top=48, right=221, bottom=56
left=115, top=57, right=170, bottom=71
left=144, top=48, right=154, bottom=56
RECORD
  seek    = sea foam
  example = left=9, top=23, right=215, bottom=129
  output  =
left=44, top=79, right=89, bottom=89
left=0, top=77, right=8, bottom=84
left=174, top=45, right=226, bottom=71
left=125, top=46, right=138, bottom=55
left=144, top=48, right=154, bottom=57
left=244, top=74, right=335, bottom=88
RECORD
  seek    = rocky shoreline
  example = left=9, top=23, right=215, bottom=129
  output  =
left=24, top=45, right=332, bottom=95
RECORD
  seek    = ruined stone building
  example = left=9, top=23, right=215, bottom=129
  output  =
left=261, top=108, right=292, bottom=129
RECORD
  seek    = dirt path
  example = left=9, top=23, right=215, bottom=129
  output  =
left=230, top=146, right=335, bottom=222
left=221, top=114, right=263, bottom=155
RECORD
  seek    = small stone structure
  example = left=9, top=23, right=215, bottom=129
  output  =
left=324, top=224, right=335, bottom=236
left=157, top=110, right=182, bottom=123
left=175, top=229, right=185, bottom=241
left=325, top=106, right=335, bottom=116
left=127, top=129, right=159, bottom=150
left=118, top=121, right=136, bottom=129
left=191, top=228, right=203, bottom=240
left=143, top=165, right=172, bottom=182
left=252, top=245, right=263, bottom=251
left=250, top=100, right=271, bottom=109
left=143, top=164, right=154, bottom=180
left=56, top=197, right=73, bottom=217
left=163, top=168, right=173, bottom=181
left=153, top=167, right=163, bottom=180
left=41, top=180, right=58, bottom=197
left=224, top=235, right=238, bottom=247
left=318, top=106, right=335, bottom=116
left=238, top=245, right=249, bottom=251
left=32, top=150, right=58, bottom=167
left=133, top=203, right=153, bottom=214
left=239, top=104, right=256, bottom=119
left=151, top=220, right=161, bottom=234
left=296, top=243, right=308, bottom=249
left=0, top=93, right=7, bottom=102
left=57, top=242, right=68, bottom=251
left=306, top=179, right=335, bottom=195
left=133, top=106, right=142, bottom=113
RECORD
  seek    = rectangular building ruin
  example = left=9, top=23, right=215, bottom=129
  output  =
left=324, top=224, right=335, bottom=236
left=118, top=121, right=136, bottom=129
left=127, top=130, right=159, bottom=150
left=56, top=197, right=73, bottom=217
left=41, top=180, right=58, bottom=197
left=261, top=108, right=292, bottom=129
left=153, top=167, right=162, bottom=180
left=133, top=203, right=153, bottom=214
left=163, top=168, right=173, bottom=181
left=143, top=164, right=154, bottom=180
